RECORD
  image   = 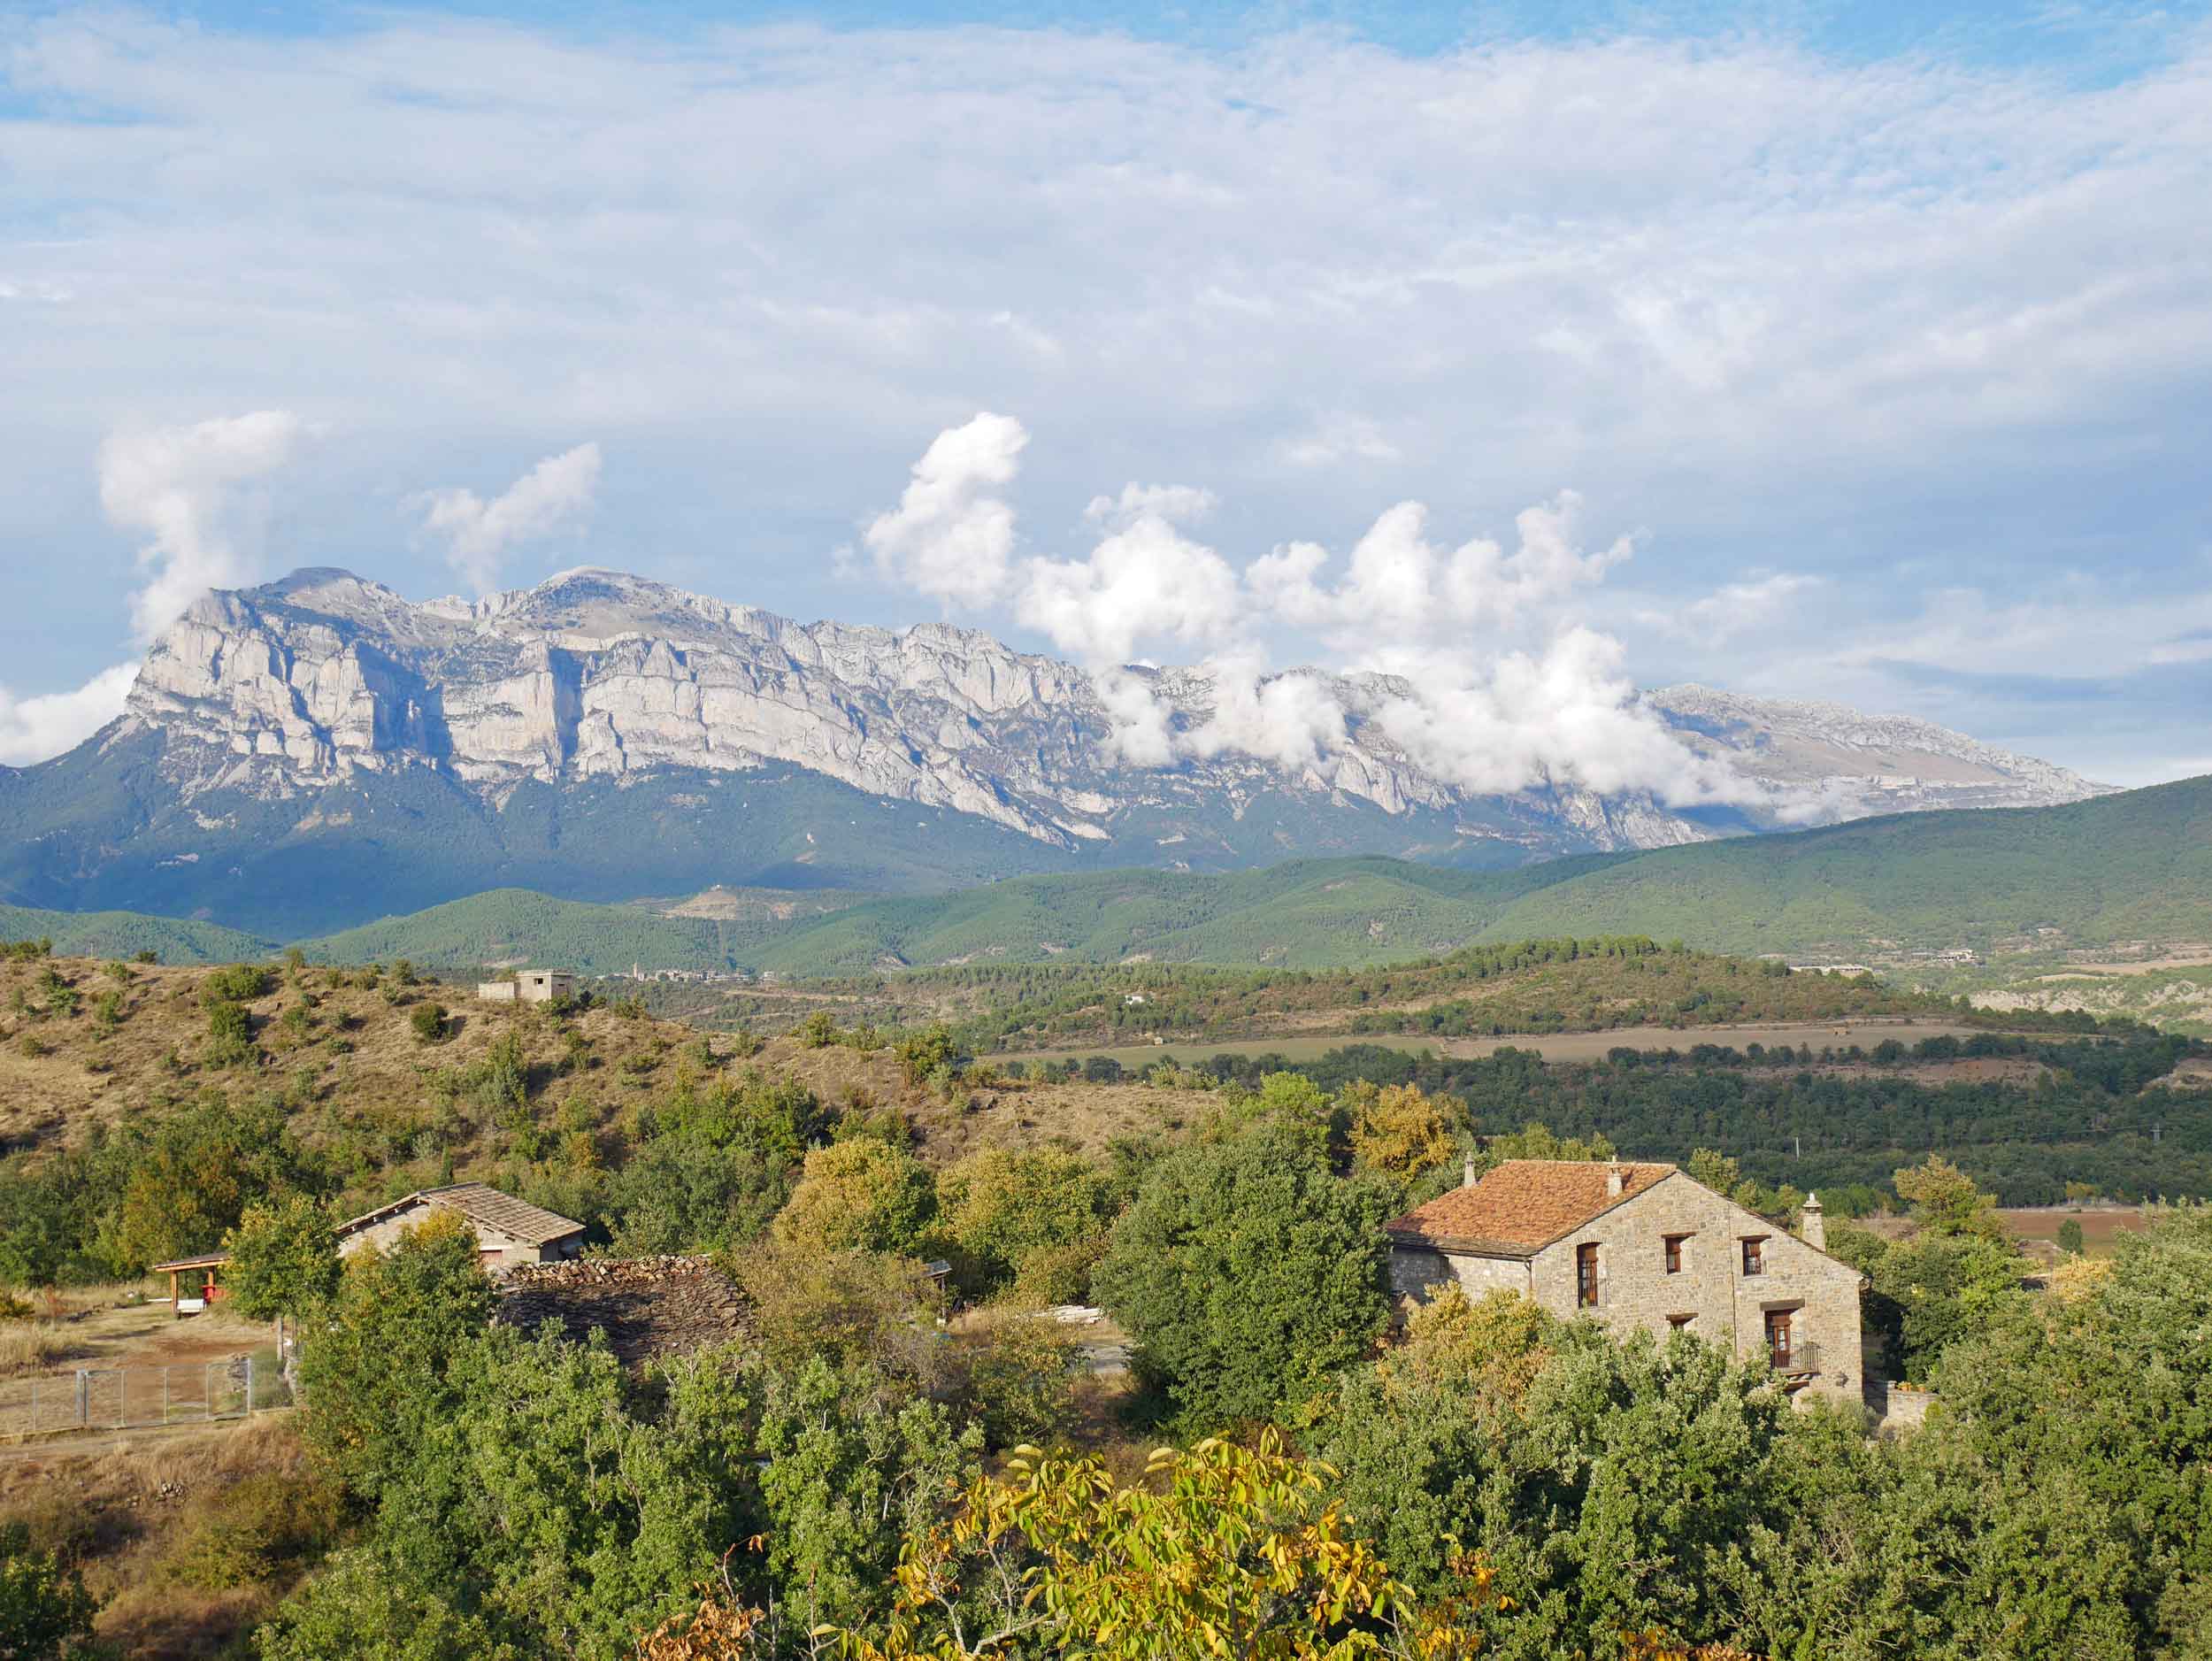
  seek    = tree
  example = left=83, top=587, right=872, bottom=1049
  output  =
left=1893, top=1156, right=2007, bottom=1242
left=772, top=1141, right=940, bottom=1259
left=2057, top=1218, right=2085, bottom=1257
left=0, top=1522, right=99, bottom=1661
left=1093, top=1117, right=1392, bottom=1426
left=296, top=1212, right=497, bottom=1502
left=754, top=1354, right=980, bottom=1637
left=222, top=1194, right=341, bottom=1339
left=1342, top=1081, right=1458, bottom=1192
left=937, top=1149, right=1118, bottom=1300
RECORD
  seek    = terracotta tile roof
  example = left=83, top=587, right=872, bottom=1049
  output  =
left=337, top=1182, right=586, bottom=1248
left=1386, top=1160, right=1675, bottom=1256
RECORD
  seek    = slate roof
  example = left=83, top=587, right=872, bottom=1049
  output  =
left=1386, top=1160, right=1675, bottom=1257
left=337, top=1182, right=586, bottom=1247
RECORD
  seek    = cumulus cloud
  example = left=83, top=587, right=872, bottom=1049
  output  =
left=0, top=664, right=139, bottom=766
left=1249, top=492, right=1634, bottom=649
left=868, top=415, right=1750, bottom=807
left=410, top=442, right=603, bottom=596
left=97, top=411, right=310, bottom=642
left=862, top=413, right=1028, bottom=609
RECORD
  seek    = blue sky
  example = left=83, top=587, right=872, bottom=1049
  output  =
left=3, top=0, right=2209, bottom=784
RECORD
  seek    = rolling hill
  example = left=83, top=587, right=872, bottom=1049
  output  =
left=0, top=902, right=272, bottom=965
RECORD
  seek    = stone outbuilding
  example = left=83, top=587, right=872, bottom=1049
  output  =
left=335, top=1182, right=587, bottom=1270
left=476, top=970, right=577, bottom=1004
left=1386, top=1158, right=1864, bottom=1404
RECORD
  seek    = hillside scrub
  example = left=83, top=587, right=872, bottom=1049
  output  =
left=135, top=1191, right=2212, bottom=1657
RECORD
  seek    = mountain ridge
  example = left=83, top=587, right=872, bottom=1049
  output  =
left=0, top=565, right=2108, bottom=936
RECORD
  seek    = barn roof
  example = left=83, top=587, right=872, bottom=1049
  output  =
left=1386, top=1160, right=1675, bottom=1257
left=336, top=1182, right=585, bottom=1247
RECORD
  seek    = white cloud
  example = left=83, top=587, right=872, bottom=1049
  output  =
left=1017, top=509, right=1245, bottom=666
left=1083, top=483, right=1217, bottom=530
left=97, top=411, right=309, bottom=642
left=868, top=416, right=1748, bottom=806
left=409, top=442, right=603, bottom=596
left=862, top=413, right=1028, bottom=610
left=1249, top=492, right=1634, bottom=650
left=1637, top=572, right=1823, bottom=643
left=0, top=663, right=137, bottom=766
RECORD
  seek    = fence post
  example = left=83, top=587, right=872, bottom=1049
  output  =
left=75, top=1368, right=88, bottom=1427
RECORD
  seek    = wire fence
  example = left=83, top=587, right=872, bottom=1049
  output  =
left=0, top=1354, right=288, bottom=1441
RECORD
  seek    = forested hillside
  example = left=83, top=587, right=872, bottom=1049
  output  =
left=0, top=902, right=270, bottom=965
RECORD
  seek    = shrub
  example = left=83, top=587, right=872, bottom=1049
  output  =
left=204, top=1000, right=257, bottom=1068
left=16, top=1034, right=50, bottom=1060
left=410, top=1002, right=449, bottom=1045
left=0, top=1519, right=99, bottom=1657
left=163, top=1471, right=342, bottom=1590
left=202, top=964, right=273, bottom=1004
left=795, top=1010, right=839, bottom=1048
left=959, top=1313, right=1075, bottom=1449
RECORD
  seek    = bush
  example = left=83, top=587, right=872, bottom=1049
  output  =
left=409, top=1002, right=449, bottom=1045
left=0, top=1519, right=99, bottom=1657
left=959, top=1313, right=1075, bottom=1449
left=202, top=964, right=273, bottom=1004
left=163, top=1471, right=342, bottom=1590
left=204, top=1000, right=257, bottom=1067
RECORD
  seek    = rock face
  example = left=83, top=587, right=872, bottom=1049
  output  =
left=1645, top=685, right=2110, bottom=817
left=121, top=566, right=1723, bottom=856
left=0, top=565, right=2108, bottom=938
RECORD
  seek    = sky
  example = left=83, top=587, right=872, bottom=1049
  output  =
left=2, top=0, right=2208, bottom=787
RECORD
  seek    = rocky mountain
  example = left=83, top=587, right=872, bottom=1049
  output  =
left=0, top=567, right=2109, bottom=938
left=1646, top=684, right=2111, bottom=818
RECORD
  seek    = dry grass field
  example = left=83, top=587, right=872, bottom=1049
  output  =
left=0, top=1416, right=320, bottom=1659
left=2001, top=1205, right=2153, bottom=1260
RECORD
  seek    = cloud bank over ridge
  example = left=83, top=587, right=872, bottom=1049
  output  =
left=861, top=412, right=1754, bottom=809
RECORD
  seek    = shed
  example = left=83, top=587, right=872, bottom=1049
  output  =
left=476, top=970, right=577, bottom=1004
left=150, top=1253, right=231, bottom=1318
left=335, top=1183, right=587, bottom=1270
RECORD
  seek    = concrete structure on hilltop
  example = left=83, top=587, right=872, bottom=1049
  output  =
left=476, top=970, right=576, bottom=1004
left=1386, top=1159, right=1864, bottom=1404
left=336, top=1182, right=587, bottom=1270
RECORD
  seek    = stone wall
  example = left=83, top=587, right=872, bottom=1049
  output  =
left=495, top=1256, right=750, bottom=1366
left=1390, top=1244, right=1531, bottom=1302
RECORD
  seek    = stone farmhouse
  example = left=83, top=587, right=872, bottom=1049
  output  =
left=336, top=1182, right=587, bottom=1270
left=1386, top=1159, right=1864, bottom=1404
left=476, top=970, right=577, bottom=1004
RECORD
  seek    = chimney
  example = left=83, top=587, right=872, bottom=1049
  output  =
left=1606, top=1165, right=1625, bottom=1197
left=1463, top=1157, right=1478, bottom=1189
left=1800, top=1191, right=1825, bottom=1252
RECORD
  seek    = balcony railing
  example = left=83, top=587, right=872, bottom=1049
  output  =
left=1768, top=1340, right=1822, bottom=1376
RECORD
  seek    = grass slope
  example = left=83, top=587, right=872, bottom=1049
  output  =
left=0, top=902, right=272, bottom=964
